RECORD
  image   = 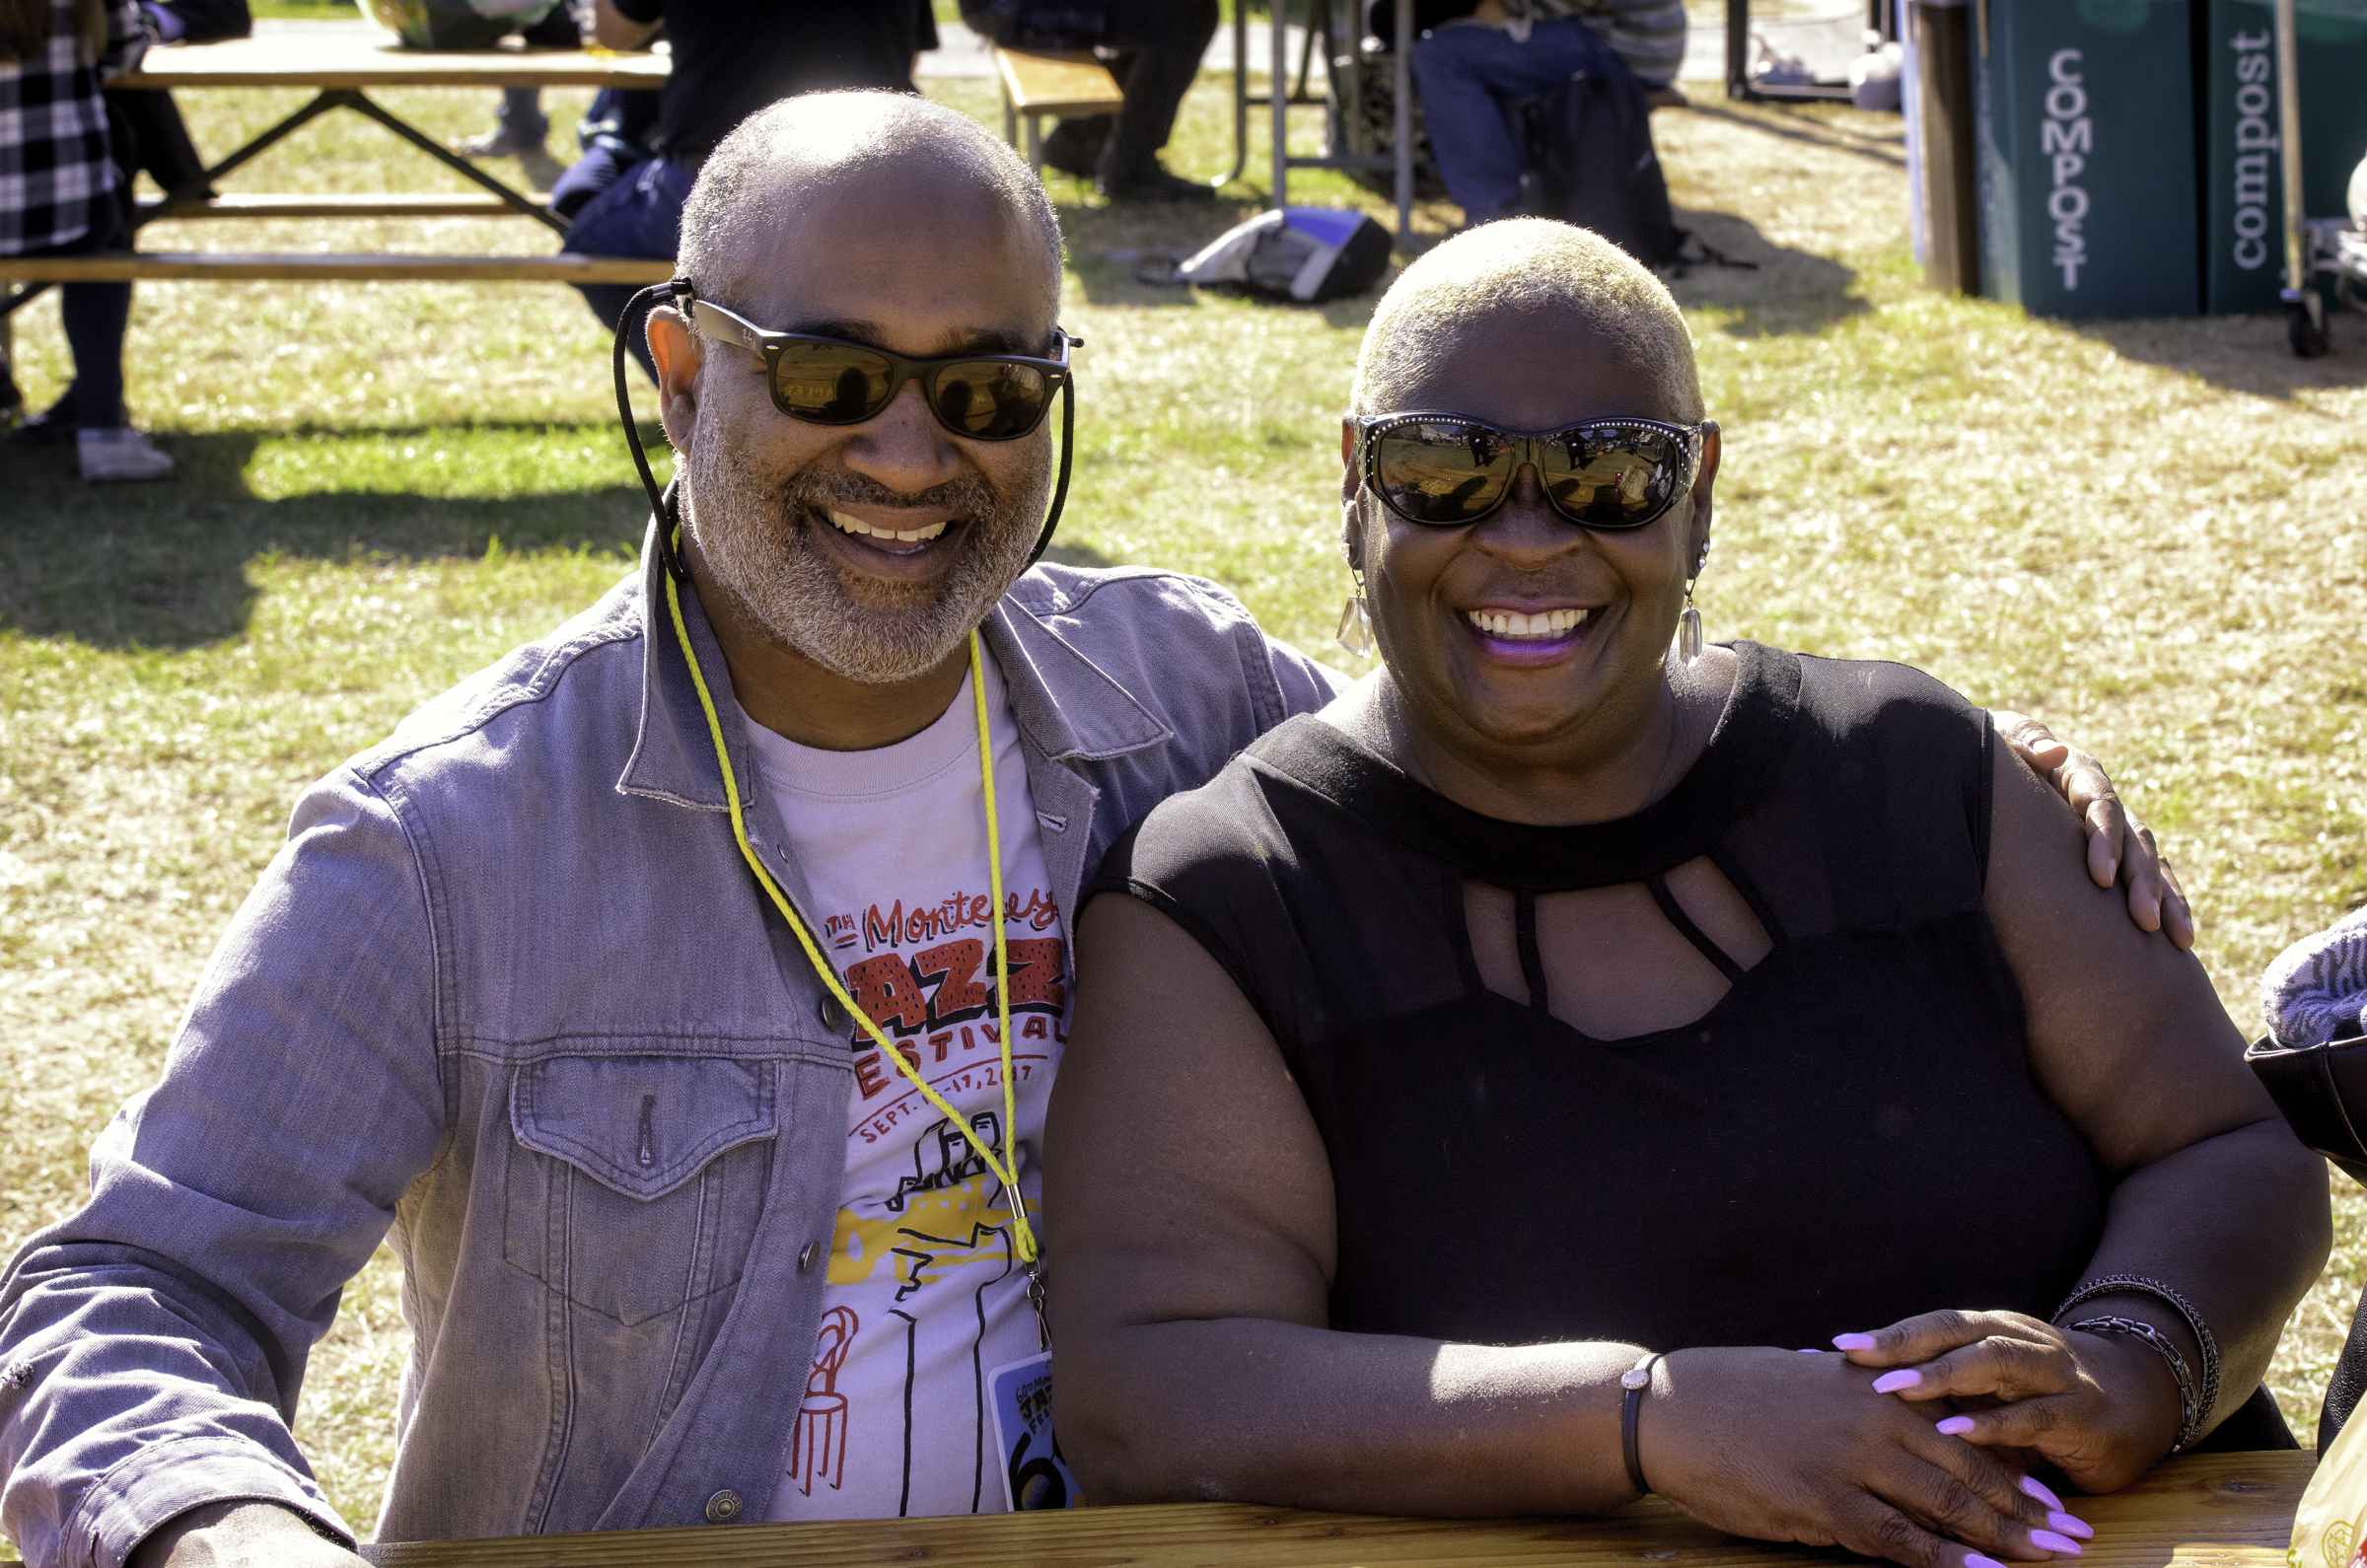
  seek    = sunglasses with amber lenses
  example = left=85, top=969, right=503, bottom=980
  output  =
left=1356, top=413, right=1714, bottom=530
left=687, top=295, right=1078, bottom=442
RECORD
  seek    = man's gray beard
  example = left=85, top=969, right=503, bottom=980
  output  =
left=681, top=427, right=1047, bottom=686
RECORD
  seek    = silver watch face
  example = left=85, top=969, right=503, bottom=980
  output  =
left=1620, top=1368, right=1651, bottom=1390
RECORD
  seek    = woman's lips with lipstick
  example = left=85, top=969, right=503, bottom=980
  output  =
left=1462, top=605, right=1595, bottom=666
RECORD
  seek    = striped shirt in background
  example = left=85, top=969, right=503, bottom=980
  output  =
left=1504, top=0, right=1689, bottom=84
left=0, top=0, right=150, bottom=253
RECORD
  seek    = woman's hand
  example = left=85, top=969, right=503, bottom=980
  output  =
left=1639, top=1346, right=2093, bottom=1568
left=1833, top=1310, right=2186, bottom=1494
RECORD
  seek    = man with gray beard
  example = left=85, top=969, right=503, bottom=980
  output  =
left=0, top=92, right=1343, bottom=1568
left=0, top=91, right=2181, bottom=1568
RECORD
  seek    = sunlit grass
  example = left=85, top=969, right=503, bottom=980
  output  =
left=1, top=43, right=2364, bottom=1559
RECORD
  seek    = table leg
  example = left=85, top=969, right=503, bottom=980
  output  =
left=1218, top=0, right=1250, bottom=188
left=1271, top=0, right=1290, bottom=210
left=335, top=90, right=569, bottom=236
left=191, top=87, right=347, bottom=195
left=1393, top=0, right=1411, bottom=246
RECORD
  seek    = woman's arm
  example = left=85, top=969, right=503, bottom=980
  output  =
left=1048, top=894, right=2069, bottom=1564
left=1840, top=742, right=2329, bottom=1486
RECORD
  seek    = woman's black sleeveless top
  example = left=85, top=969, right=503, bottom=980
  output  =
left=1093, top=643, right=2111, bottom=1352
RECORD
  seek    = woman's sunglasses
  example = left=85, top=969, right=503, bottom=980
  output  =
left=1356, top=412, right=1714, bottom=530
left=687, top=295, right=1077, bottom=442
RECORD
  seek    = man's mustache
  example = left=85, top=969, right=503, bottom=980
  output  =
left=777, top=466, right=1001, bottom=527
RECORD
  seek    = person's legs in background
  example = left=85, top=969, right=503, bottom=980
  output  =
left=564, top=153, right=697, bottom=381
left=455, top=88, right=550, bottom=160
left=1093, top=0, right=1218, bottom=200
left=7, top=207, right=175, bottom=480
left=549, top=87, right=661, bottom=220
left=1410, top=17, right=1627, bottom=226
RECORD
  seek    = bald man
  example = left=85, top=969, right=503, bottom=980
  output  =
left=0, top=94, right=1345, bottom=1568
left=0, top=95, right=2178, bottom=1568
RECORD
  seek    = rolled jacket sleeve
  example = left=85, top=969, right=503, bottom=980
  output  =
left=0, top=768, right=448, bottom=1568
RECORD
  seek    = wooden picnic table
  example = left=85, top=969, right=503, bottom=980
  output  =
left=355, top=1450, right=2313, bottom=1568
left=0, top=30, right=674, bottom=308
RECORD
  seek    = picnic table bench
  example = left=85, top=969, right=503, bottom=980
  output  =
left=0, top=30, right=674, bottom=317
left=352, top=1451, right=2313, bottom=1568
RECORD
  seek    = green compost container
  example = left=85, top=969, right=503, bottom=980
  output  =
left=1975, top=0, right=2201, bottom=318
left=2198, top=0, right=2367, bottom=313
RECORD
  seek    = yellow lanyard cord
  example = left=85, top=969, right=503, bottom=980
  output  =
left=664, top=564, right=1040, bottom=1264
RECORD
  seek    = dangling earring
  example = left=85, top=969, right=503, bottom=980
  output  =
left=1675, top=539, right=1708, bottom=665
left=1676, top=581, right=1703, bottom=665
left=1336, top=570, right=1375, bottom=659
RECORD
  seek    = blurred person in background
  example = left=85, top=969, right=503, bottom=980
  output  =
left=957, top=0, right=1218, bottom=203
left=1, top=0, right=174, bottom=480
left=569, top=0, right=939, bottom=370
left=1412, top=0, right=1687, bottom=227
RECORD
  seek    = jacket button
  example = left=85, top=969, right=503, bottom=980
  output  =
left=704, top=1489, right=743, bottom=1525
left=817, top=995, right=853, bottom=1034
left=798, top=1241, right=820, bottom=1273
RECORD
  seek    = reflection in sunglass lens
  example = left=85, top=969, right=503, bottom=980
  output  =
left=1537, top=427, right=1684, bottom=528
left=934, top=362, right=1051, bottom=440
left=774, top=342, right=896, bottom=422
left=1373, top=422, right=1516, bottom=524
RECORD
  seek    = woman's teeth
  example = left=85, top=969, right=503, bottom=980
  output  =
left=825, top=507, right=947, bottom=543
left=1467, top=607, right=1589, bottom=640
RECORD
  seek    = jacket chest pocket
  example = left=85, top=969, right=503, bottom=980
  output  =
left=504, top=1055, right=779, bottom=1325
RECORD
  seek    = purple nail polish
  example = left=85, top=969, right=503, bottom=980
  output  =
left=1798, top=1347, right=1824, bottom=1353
left=1832, top=1332, right=1878, bottom=1351
left=1871, top=1369, right=1920, bottom=1393
left=2047, top=1513, right=2094, bottom=1541
left=2030, top=1530, right=2082, bottom=1555
left=1967, top=1553, right=2009, bottom=1568
left=1936, top=1415, right=1976, bottom=1436
left=2019, top=1475, right=2064, bottom=1511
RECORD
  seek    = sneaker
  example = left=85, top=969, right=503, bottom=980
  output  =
left=450, top=127, right=547, bottom=161
left=78, top=427, right=176, bottom=482
left=1099, top=165, right=1217, bottom=205
left=10, top=393, right=76, bottom=447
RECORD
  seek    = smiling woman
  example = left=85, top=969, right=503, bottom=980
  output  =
left=1044, top=219, right=2332, bottom=1568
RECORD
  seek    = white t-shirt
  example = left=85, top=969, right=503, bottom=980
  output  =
left=744, top=651, right=1068, bottom=1522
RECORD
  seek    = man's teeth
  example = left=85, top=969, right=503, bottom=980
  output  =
left=825, top=507, right=947, bottom=543
left=1467, top=607, right=1589, bottom=640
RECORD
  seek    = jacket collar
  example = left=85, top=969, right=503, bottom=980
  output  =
left=617, top=522, right=1172, bottom=808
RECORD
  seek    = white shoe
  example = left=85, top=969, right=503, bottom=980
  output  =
left=78, top=427, right=176, bottom=482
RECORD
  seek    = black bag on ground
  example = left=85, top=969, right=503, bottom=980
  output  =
left=1526, top=65, right=1681, bottom=269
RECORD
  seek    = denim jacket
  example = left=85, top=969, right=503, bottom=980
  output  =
left=0, top=531, right=1344, bottom=1568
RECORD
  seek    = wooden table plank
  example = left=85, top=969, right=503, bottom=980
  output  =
left=111, top=36, right=668, bottom=90
left=140, top=193, right=551, bottom=219
left=0, top=252, right=675, bottom=283
left=996, top=47, right=1126, bottom=116
left=358, top=1452, right=2315, bottom=1568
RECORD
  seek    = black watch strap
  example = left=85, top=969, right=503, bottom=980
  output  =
left=1620, top=1352, right=1662, bottom=1495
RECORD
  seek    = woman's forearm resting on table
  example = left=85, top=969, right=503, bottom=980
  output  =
left=1060, top=1319, right=1641, bottom=1514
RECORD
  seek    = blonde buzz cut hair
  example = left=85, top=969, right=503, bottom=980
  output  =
left=1350, top=219, right=1702, bottom=423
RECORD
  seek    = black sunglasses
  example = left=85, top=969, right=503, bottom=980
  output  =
left=687, top=294, right=1077, bottom=442
left=1355, top=412, right=1714, bottom=530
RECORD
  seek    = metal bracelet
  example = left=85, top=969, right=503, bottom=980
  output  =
left=2053, top=1274, right=2222, bottom=1433
left=2067, top=1315, right=2204, bottom=1454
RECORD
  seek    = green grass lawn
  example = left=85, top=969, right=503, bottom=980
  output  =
left=2, top=47, right=2364, bottom=1557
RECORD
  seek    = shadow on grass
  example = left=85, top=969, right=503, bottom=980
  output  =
left=0, top=430, right=653, bottom=651
left=0, top=426, right=1120, bottom=651
left=1667, top=208, right=1868, bottom=337
left=2068, top=311, right=2367, bottom=397
left=1679, top=102, right=1908, bottom=171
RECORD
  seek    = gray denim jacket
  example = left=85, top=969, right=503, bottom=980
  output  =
left=0, top=532, right=1344, bottom=1568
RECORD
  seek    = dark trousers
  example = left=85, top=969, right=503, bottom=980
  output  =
left=15, top=205, right=134, bottom=429
left=562, top=152, right=696, bottom=380
left=967, top=0, right=1218, bottom=181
